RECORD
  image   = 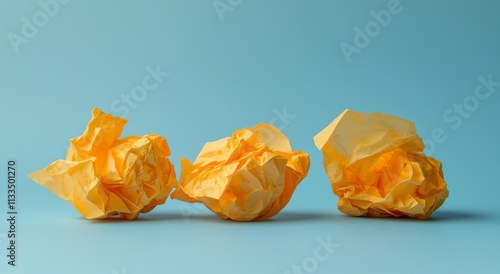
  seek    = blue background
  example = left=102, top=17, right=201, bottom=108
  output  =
left=1, top=1, right=499, bottom=273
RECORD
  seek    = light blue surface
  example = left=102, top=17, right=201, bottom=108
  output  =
left=1, top=1, right=499, bottom=273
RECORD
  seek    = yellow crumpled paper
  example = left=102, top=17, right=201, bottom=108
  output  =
left=314, top=109, right=448, bottom=219
left=28, top=108, right=178, bottom=220
left=171, top=124, right=310, bottom=221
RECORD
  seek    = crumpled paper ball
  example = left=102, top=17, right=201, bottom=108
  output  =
left=28, top=108, right=178, bottom=220
left=314, top=109, right=449, bottom=219
left=171, top=124, right=310, bottom=221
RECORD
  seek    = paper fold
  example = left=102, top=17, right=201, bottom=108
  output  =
left=171, top=123, right=310, bottom=221
left=28, top=108, right=178, bottom=220
left=314, top=109, right=448, bottom=219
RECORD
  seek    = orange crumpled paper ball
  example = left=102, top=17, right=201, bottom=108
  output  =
left=314, top=109, right=449, bottom=219
left=171, top=124, right=310, bottom=221
left=28, top=108, right=178, bottom=220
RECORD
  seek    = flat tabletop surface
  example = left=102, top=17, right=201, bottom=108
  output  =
left=18, top=204, right=500, bottom=274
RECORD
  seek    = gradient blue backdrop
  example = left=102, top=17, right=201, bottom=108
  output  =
left=1, top=1, right=499, bottom=273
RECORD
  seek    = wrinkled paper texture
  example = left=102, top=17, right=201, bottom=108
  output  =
left=28, top=108, right=178, bottom=220
left=314, top=109, right=448, bottom=219
left=171, top=124, right=310, bottom=221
